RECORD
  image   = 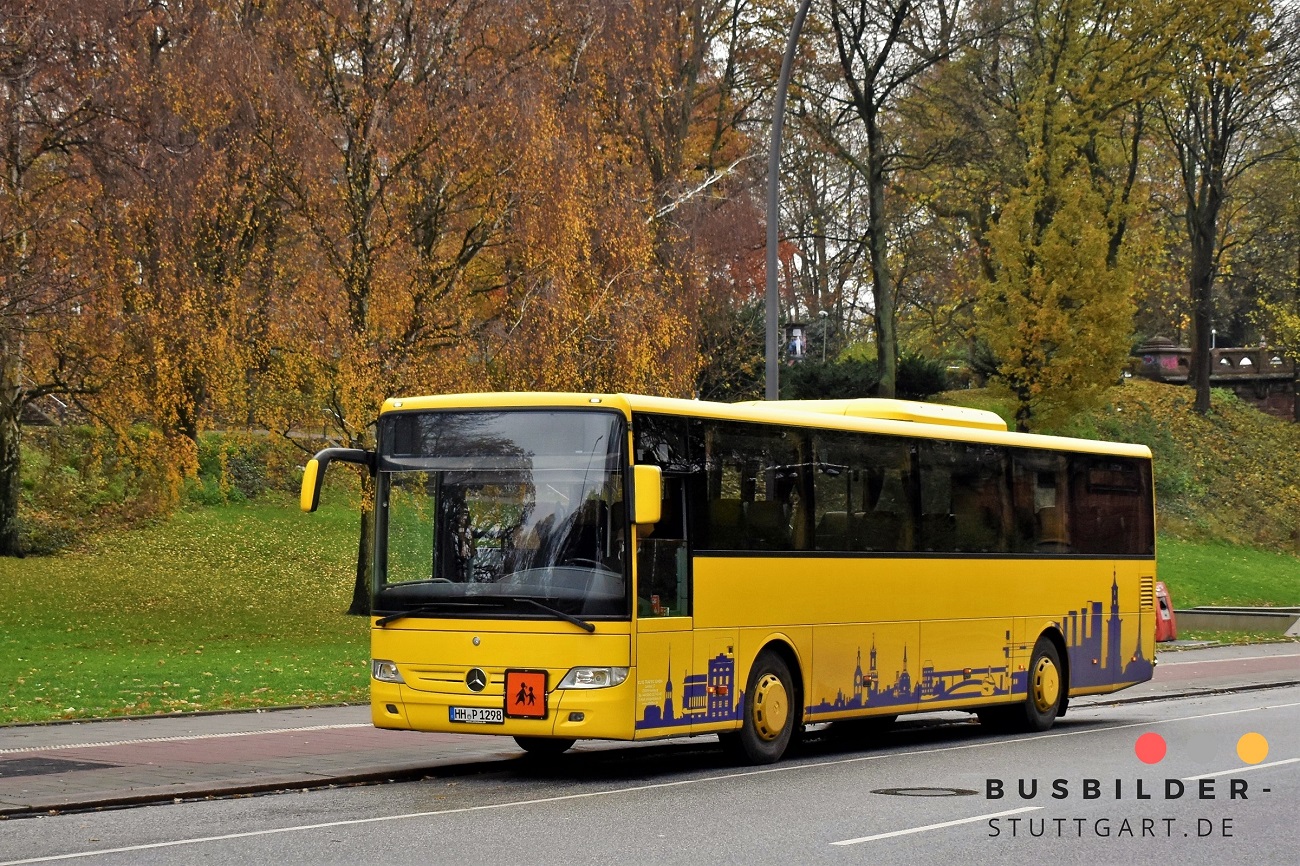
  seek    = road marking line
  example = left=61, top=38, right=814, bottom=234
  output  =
left=1158, top=653, right=1300, bottom=667
left=4, top=695, right=1298, bottom=865
left=0, top=724, right=371, bottom=755
left=1182, top=757, right=1300, bottom=780
left=831, top=806, right=1042, bottom=845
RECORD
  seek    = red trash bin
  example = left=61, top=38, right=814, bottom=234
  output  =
left=1154, top=581, right=1178, bottom=642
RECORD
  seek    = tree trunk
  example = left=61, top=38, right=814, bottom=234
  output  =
left=0, top=351, right=24, bottom=556
left=1293, top=362, right=1299, bottom=423
left=866, top=112, right=897, bottom=399
left=347, top=507, right=373, bottom=616
left=1187, top=206, right=1217, bottom=415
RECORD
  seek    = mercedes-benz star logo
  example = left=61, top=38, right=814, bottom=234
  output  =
left=466, top=668, right=487, bottom=692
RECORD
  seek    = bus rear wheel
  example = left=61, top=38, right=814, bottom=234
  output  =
left=513, top=736, right=575, bottom=757
left=1023, top=638, right=1064, bottom=730
left=980, top=637, right=1063, bottom=733
left=730, top=650, right=798, bottom=765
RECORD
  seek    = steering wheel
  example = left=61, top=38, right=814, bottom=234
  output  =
left=563, top=558, right=604, bottom=569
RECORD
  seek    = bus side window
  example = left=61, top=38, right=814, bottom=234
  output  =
left=917, top=442, right=957, bottom=552
left=1070, top=456, right=1153, bottom=555
left=950, top=444, right=1006, bottom=553
left=636, top=475, right=690, bottom=616
left=1011, top=452, right=1072, bottom=553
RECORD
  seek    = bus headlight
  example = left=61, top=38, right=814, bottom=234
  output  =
left=372, top=660, right=405, bottom=683
left=558, top=667, right=629, bottom=689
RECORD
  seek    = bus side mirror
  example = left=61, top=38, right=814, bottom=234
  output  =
left=300, top=447, right=375, bottom=513
left=632, top=465, right=662, bottom=526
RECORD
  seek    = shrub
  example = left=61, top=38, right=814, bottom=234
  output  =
left=780, top=354, right=949, bottom=401
left=18, top=425, right=197, bottom=554
left=189, top=432, right=318, bottom=505
left=16, top=512, right=78, bottom=556
left=782, top=358, right=879, bottom=399
left=897, top=354, right=950, bottom=400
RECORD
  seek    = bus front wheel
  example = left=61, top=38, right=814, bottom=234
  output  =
left=730, top=651, right=798, bottom=765
left=513, top=736, right=575, bottom=757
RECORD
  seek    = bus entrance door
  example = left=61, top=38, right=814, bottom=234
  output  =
left=633, top=617, right=692, bottom=738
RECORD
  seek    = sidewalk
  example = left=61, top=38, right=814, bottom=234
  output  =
left=2, top=643, right=1297, bottom=818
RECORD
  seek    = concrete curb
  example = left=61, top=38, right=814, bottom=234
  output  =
left=1071, top=679, right=1300, bottom=708
left=0, top=761, right=489, bottom=819
left=0, top=704, right=365, bottom=732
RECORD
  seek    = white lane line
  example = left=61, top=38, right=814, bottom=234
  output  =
left=831, top=806, right=1042, bottom=846
left=5, top=696, right=1299, bottom=865
left=0, top=724, right=371, bottom=755
left=1182, top=757, right=1300, bottom=780
left=1158, top=653, right=1300, bottom=666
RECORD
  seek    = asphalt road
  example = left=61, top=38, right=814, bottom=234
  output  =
left=1, top=684, right=1296, bottom=866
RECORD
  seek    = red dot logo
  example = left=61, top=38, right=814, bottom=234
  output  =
left=1135, top=732, right=1166, bottom=764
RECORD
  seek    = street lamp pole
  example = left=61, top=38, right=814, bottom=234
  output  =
left=819, top=309, right=829, bottom=362
left=766, top=0, right=814, bottom=401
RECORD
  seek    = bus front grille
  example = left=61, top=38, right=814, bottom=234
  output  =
left=405, top=665, right=504, bottom=697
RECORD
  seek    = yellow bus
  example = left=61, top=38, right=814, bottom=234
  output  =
left=301, top=392, right=1156, bottom=764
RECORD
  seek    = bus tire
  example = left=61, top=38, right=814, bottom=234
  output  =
left=733, top=650, right=797, bottom=765
left=513, top=736, right=575, bottom=757
left=978, top=637, right=1064, bottom=733
left=1021, top=637, right=1064, bottom=731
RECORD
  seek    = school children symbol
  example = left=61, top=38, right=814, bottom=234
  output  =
left=504, top=670, right=548, bottom=719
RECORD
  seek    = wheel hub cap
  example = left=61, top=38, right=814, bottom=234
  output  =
left=1031, top=656, right=1060, bottom=712
left=752, top=673, right=789, bottom=741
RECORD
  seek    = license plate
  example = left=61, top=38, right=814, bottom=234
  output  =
left=449, top=706, right=504, bottom=725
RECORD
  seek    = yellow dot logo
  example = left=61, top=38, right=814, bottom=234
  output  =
left=1236, top=732, right=1269, bottom=765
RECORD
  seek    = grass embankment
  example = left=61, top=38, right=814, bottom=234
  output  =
left=0, top=499, right=368, bottom=724
left=1157, top=537, right=1300, bottom=608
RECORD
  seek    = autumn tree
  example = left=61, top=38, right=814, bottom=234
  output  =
left=87, top=2, right=288, bottom=457
left=970, top=0, right=1172, bottom=430
left=1233, top=135, right=1300, bottom=419
left=777, top=109, right=872, bottom=352
left=0, top=1, right=123, bottom=554
left=791, top=0, right=981, bottom=397
left=233, top=0, right=557, bottom=612
left=1156, top=0, right=1300, bottom=414
left=573, top=0, right=770, bottom=397
left=240, top=0, right=720, bottom=609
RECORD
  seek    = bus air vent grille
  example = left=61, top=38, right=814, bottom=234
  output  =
left=1139, top=576, right=1155, bottom=610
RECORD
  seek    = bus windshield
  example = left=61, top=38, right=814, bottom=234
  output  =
left=374, top=410, right=629, bottom=620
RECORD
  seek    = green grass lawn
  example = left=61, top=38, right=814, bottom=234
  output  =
left=1156, top=537, right=1300, bottom=608
left=0, top=498, right=369, bottom=724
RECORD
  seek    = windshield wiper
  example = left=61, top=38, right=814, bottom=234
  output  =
left=375, top=601, right=499, bottom=627
left=510, top=597, right=596, bottom=633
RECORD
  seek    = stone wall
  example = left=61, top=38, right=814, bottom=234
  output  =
left=1133, top=338, right=1298, bottom=422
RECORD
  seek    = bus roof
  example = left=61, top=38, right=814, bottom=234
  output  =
left=379, top=392, right=1152, bottom=459
left=734, top=398, right=1008, bottom=431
